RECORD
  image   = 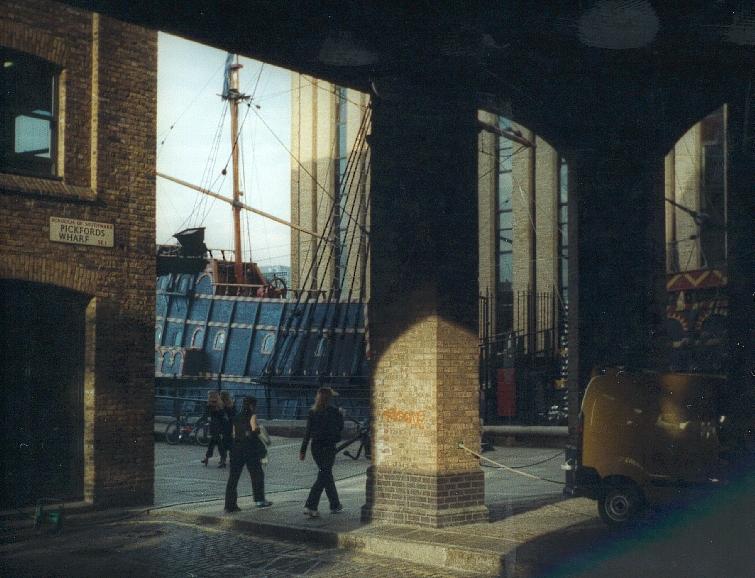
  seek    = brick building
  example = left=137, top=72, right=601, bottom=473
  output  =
left=0, top=0, right=156, bottom=508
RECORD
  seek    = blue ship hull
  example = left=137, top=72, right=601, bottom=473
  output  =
left=155, top=266, right=369, bottom=420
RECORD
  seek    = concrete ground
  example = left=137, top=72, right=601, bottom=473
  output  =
left=2, top=437, right=753, bottom=577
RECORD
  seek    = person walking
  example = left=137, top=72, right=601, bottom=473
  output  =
left=200, top=390, right=226, bottom=467
left=219, top=390, right=236, bottom=466
left=224, top=396, right=272, bottom=513
left=299, top=387, right=344, bottom=518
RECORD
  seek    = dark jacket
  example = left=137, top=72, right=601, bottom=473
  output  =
left=203, top=404, right=225, bottom=435
left=232, top=411, right=267, bottom=459
left=221, top=405, right=235, bottom=437
left=300, top=406, right=344, bottom=454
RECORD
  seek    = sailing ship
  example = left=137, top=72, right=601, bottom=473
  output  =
left=155, top=56, right=370, bottom=421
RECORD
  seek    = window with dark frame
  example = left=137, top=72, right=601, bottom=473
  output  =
left=496, top=116, right=514, bottom=335
left=0, top=47, right=59, bottom=178
left=557, top=156, right=569, bottom=305
left=556, top=156, right=569, bottom=384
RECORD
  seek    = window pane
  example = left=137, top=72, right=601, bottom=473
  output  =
left=498, top=209, right=512, bottom=230
left=1, top=48, right=57, bottom=176
left=498, top=172, right=512, bottom=205
left=15, top=115, right=51, bottom=157
left=559, top=160, right=568, bottom=204
left=338, top=125, right=348, bottom=156
left=499, top=251, right=512, bottom=284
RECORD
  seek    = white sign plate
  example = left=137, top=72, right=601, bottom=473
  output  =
left=50, top=216, right=114, bottom=248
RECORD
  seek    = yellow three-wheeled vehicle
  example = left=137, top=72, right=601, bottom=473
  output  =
left=564, top=368, right=728, bottom=528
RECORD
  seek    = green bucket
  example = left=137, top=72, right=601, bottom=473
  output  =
left=33, top=498, right=64, bottom=533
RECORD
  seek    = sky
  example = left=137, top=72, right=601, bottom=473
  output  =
left=156, top=33, right=293, bottom=269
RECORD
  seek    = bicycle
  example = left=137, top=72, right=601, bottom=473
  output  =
left=164, top=415, right=211, bottom=446
left=336, top=417, right=371, bottom=460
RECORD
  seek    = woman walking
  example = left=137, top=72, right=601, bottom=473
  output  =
left=200, top=390, right=226, bottom=467
left=299, top=387, right=344, bottom=518
left=224, top=396, right=272, bottom=512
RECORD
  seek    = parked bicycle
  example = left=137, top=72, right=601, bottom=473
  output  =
left=164, top=415, right=211, bottom=446
left=336, top=417, right=371, bottom=460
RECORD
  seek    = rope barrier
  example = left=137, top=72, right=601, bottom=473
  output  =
left=458, top=442, right=565, bottom=485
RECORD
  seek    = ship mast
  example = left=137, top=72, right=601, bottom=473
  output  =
left=225, top=57, right=246, bottom=282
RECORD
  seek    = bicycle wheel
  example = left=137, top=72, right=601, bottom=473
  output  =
left=164, top=421, right=180, bottom=445
left=195, top=420, right=211, bottom=446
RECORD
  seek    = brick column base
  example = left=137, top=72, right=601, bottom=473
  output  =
left=361, top=466, right=488, bottom=527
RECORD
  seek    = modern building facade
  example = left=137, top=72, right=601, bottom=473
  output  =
left=292, top=80, right=730, bottom=427
left=477, top=111, right=569, bottom=424
left=0, top=0, right=156, bottom=508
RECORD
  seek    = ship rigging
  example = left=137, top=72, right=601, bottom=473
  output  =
left=155, top=54, right=371, bottom=420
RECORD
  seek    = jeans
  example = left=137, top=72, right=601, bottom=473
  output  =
left=305, top=443, right=340, bottom=510
left=225, top=446, right=265, bottom=509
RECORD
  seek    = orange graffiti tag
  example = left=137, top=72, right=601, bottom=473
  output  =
left=381, top=408, right=425, bottom=427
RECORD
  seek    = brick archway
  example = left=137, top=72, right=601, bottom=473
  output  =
left=0, top=254, right=99, bottom=296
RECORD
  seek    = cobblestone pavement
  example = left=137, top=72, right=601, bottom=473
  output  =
left=0, top=516, right=470, bottom=577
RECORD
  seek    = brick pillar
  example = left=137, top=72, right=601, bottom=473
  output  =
left=85, top=296, right=155, bottom=507
left=566, top=144, right=667, bottom=429
left=362, top=80, right=487, bottom=527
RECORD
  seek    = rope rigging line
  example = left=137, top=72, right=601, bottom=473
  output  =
left=316, top=125, right=372, bottom=376
left=252, top=106, right=370, bottom=240
left=196, top=95, right=259, bottom=232
left=292, top=91, right=349, bottom=295
left=163, top=103, right=228, bottom=244
left=291, top=104, right=371, bottom=301
left=264, top=104, right=372, bottom=379
left=192, top=103, right=228, bottom=228
left=157, top=58, right=227, bottom=150
left=255, top=89, right=371, bottom=291
left=240, top=116, right=254, bottom=264
left=328, top=154, right=371, bottom=377
left=256, top=94, right=367, bottom=386
left=301, top=106, right=369, bottom=295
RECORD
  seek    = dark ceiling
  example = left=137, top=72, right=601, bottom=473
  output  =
left=62, top=1, right=754, bottom=151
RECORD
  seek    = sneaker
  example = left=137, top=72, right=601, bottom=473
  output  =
left=255, top=500, right=273, bottom=508
left=303, top=508, right=320, bottom=518
left=224, top=505, right=241, bottom=513
left=330, top=504, right=343, bottom=514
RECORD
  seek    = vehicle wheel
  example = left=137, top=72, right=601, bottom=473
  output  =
left=164, top=421, right=180, bottom=445
left=195, top=422, right=211, bottom=446
left=598, top=483, right=644, bottom=528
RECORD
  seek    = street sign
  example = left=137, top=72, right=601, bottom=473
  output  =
left=50, top=216, right=114, bottom=248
